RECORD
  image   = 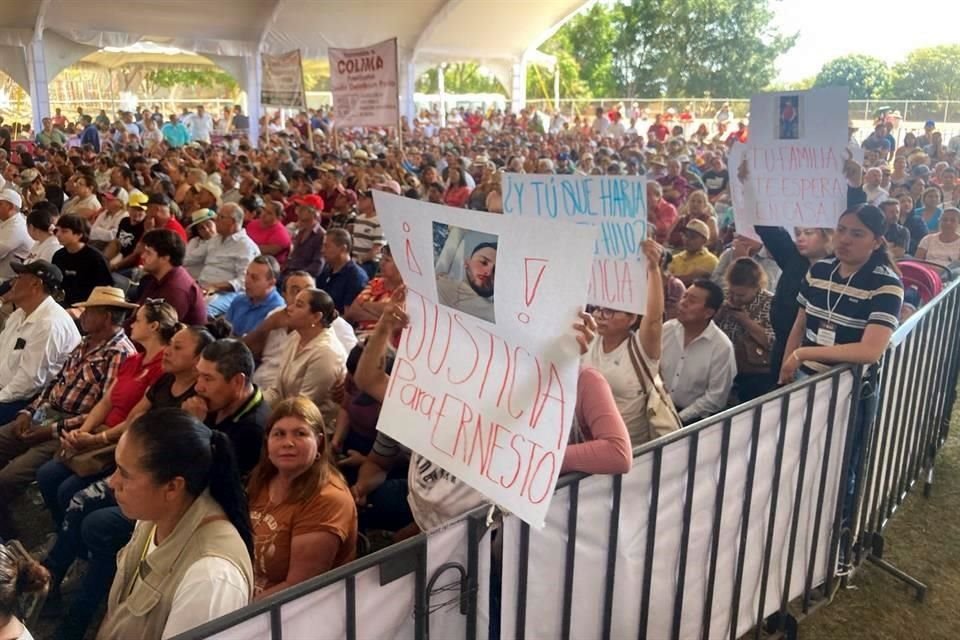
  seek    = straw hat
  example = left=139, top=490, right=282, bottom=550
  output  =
left=187, top=208, right=217, bottom=229
left=73, top=286, right=138, bottom=309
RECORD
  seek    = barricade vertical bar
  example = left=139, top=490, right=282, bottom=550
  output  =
left=893, top=337, right=922, bottom=506
left=825, top=367, right=862, bottom=590
left=345, top=576, right=357, bottom=640
left=465, top=513, right=482, bottom=640
left=702, top=417, right=732, bottom=640
left=908, top=322, right=935, bottom=483
left=560, top=482, right=580, bottom=640
left=886, top=344, right=913, bottom=523
left=898, top=327, right=925, bottom=500
left=671, top=432, right=699, bottom=640
left=922, top=305, right=950, bottom=472
left=870, top=348, right=900, bottom=534
left=755, top=394, right=791, bottom=638
left=515, top=523, right=531, bottom=640
left=638, top=447, right=663, bottom=640
left=270, top=607, right=283, bottom=640
left=729, top=407, right=764, bottom=640
left=781, top=383, right=816, bottom=616
left=414, top=543, right=427, bottom=640
left=803, top=372, right=841, bottom=613
left=601, top=475, right=623, bottom=640
left=858, top=369, right=887, bottom=545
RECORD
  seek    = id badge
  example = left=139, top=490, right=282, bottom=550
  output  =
left=816, top=324, right=836, bottom=347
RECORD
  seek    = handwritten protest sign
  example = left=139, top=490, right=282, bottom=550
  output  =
left=373, top=192, right=596, bottom=527
left=328, top=38, right=399, bottom=128
left=501, top=173, right=648, bottom=314
left=731, top=87, right=853, bottom=231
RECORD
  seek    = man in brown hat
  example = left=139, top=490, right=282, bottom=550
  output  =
left=0, top=285, right=136, bottom=539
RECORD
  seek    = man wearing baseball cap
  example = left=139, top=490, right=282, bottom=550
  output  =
left=0, top=188, right=32, bottom=282
left=667, top=218, right=719, bottom=287
left=0, top=284, right=135, bottom=539
left=0, top=261, right=80, bottom=424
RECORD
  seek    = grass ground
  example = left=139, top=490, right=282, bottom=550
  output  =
left=800, top=402, right=960, bottom=639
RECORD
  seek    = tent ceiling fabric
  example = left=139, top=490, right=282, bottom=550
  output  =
left=0, top=0, right=589, bottom=69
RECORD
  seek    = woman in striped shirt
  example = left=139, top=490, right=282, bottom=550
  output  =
left=780, top=204, right=904, bottom=521
left=779, top=204, right=903, bottom=384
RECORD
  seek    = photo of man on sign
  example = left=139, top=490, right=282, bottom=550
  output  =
left=433, top=222, right=498, bottom=324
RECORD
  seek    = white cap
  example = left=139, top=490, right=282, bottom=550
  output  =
left=0, top=188, right=22, bottom=209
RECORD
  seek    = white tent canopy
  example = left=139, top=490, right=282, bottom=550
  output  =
left=0, top=0, right=591, bottom=139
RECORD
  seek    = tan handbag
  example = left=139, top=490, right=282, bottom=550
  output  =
left=57, top=442, right=117, bottom=478
left=626, top=335, right=684, bottom=443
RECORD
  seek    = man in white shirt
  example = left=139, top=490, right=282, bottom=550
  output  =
left=0, top=260, right=81, bottom=423
left=660, top=279, right=736, bottom=423
left=186, top=105, right=214, bottom=143
left=0, top=189, right=32, bottom=282
left=862, top=167, right=889, bottom=206
left=197, top=202, right=261, bottom=316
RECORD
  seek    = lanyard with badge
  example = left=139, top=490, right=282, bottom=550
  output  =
left=820, top=263, right=857, bottom=347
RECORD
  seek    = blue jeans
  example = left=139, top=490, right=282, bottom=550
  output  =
left=0, top=399, right=31, bottom=427
left=44, top=481, right=132, bottom=640
left=358, top=479, right=413, bottom=532
left=36, top=459, right=108, bottom=527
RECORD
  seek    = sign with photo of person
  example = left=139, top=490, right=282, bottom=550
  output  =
left=730, top=86, right=860, bottom=232
left=372, top=192, right=597, bottom=527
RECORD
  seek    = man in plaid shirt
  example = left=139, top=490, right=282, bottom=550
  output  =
left=0, top=287, right=135, bottom=539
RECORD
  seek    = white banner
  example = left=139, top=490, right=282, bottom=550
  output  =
left=328, top=38, right=399, bottom=128
left=731, top=87, right=853, bottom=231
left=501, top=372, right=854, bottom=639
left=372, top=193, right=597, bottom=527
left=261, top=50, right=306, bottom=108
left=500, top=173, right=648, bottom=314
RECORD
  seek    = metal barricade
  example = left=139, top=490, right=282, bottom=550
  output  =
left=499, top=367, right=858, bottom=640
left=166, top=279, right=960, bottom=640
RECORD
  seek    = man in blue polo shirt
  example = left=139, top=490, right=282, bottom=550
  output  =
left=317, top=228, right=368, bottom=313
left=224, top=255, right=285, bottom=336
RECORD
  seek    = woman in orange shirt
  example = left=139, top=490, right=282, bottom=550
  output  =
left=247, top=397, right=358, bottom=600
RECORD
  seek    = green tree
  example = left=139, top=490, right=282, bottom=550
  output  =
left=560, top=2, right=619, bottom=96
left=415, top=63, right=505, bottom=94
left=526, top=39, right=592, bottom=102
left=813, top=54, right=890, bottom=99
left=890, top=45, right=960, bottom=101
left=145, top=68, right=237, bottom=90
left=547, top=0, right=795, bottom=98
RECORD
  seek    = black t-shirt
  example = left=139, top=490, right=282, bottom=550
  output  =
left=701, top=169, right=730, bottom=197
left=146, top=373, right=197, bottom=409
left=206, top=386, right=270, bottom=477
left=116, top=217, right=145, bottom=257
left=52, top=245, right=114, bottom=306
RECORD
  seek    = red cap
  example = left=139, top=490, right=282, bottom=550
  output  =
left=292, top=194, right=325, bottom=211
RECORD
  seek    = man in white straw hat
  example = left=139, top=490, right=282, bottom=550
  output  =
left=0, top=284, right=136, bottom=540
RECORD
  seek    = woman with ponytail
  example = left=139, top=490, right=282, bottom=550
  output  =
left=0, top=540, right=49, bottom=640
left=263, top=288, right=348, bottom=431
left=779, top=204, right=903, bottom=383
left=779, top=204, right=903, bottom=520
left=97, top=408, right=253, bottom=640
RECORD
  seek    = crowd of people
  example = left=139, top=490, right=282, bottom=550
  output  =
left=0, top=97, right=933, bottom=638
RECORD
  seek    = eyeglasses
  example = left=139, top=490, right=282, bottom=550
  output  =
left=591, top=307, right=622, bottom=319
left=143, top=297, right=166, bottom=306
